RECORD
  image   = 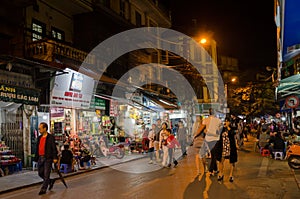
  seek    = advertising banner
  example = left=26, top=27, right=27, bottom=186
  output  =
left=283, top=0, right=300, bottom=60
left=50, top=68, right=96, bottom=109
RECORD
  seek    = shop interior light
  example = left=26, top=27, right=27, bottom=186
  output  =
left=158, top=99, right=177, bottom=107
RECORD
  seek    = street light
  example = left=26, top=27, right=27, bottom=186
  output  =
left=200, top=38, right=207, bottom=44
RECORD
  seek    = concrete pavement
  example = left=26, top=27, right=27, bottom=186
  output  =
left=1, top=136, right=300, bottom=198
left=0, top=152, right=148, bottom=194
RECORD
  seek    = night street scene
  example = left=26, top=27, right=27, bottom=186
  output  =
left=1, top=0, right=300, bottom=198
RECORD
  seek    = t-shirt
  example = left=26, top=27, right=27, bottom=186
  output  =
left=39, top=136, right=47, bottom=156
left=202, top=116, right=222, bottom=142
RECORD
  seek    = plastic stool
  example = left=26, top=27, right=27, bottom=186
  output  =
left=14, top=162, right=22, bottom=172
left=83, top=161, right=91, bottom=169
left=274, top=151, right=284, bottom=160
left=261, top=149, right=270, bottom=157
left=60, top=164, right=72, bottom=174
left=32, top=161, right=38, bottom=171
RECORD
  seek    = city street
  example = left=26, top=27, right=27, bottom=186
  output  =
left=1, top=136, right=300, bottom=199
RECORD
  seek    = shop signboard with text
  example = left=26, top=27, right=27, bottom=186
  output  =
left=0, top=83, right=40, bottom=105
left=90, top=96, right=106, bottom=110
left=50, top=68, right=96, bottom=108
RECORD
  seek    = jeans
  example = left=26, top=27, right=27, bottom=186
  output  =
left=179, top=140, right=187, bottom=155
left=162, top=145, right=169, bottom=166
left=38, top=156, right=53, bottom=191
left=148, top=147, right=154, bottom=160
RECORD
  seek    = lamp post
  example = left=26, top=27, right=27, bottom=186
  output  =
left=224, top=77, right=237, bottom=114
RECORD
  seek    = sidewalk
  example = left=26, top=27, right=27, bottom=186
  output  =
left=0, top=152, right=148, bottom=194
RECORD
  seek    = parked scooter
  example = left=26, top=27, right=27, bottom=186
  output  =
left=93, top=135, right=125, bottom=159
left=286, top=142, right=300, bottom=169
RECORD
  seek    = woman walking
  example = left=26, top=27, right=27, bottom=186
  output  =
left=148, top=124, right=156, bottom=164
left=191, top=115, right=206, bottom=175
left=215, top=117, right=238, bottom=183
left=159, top=122, right=170, bottom=167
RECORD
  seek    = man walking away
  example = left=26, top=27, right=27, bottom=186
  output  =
left=35, top=122, right=58, bottom=195
left=177, top=120, right=188, bottom=157
left=199, top=108, right=222, bottom=175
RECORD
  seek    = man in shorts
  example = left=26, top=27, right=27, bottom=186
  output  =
left=199, top=108, right=222, bottom=175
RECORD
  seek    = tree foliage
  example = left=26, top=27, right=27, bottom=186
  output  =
left=228, top=81, right=279, bottom=117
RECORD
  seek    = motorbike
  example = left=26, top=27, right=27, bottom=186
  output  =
left=93, top=135, right=125, bottom=159
left=286, top=142, right=300, bottom=169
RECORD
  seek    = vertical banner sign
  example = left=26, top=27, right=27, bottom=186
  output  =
left=30, top=116, right=39, bottom=155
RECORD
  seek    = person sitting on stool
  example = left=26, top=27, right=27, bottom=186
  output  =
left=79, top=146, right=91, bottom=168
left=268, top=131, right=285, bottom=158
left=60, top=144, right=73, bottom=172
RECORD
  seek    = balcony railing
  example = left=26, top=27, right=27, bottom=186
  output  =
left=27, top=39, right=95, bottom=65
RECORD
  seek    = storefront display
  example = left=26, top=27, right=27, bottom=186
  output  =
left=0, top=141, right=22, bottom=175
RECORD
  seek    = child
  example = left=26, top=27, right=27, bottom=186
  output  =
left=166, top=128, right=180, bottom=168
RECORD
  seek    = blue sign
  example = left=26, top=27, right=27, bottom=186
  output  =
left=283, top=0, right=300, bottom=59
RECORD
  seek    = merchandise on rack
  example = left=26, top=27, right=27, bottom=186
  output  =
left=0, top=141, right=22, bottom=175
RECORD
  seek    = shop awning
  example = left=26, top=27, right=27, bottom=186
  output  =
left=277, top=74, right=300, bottom=98
left=283, top=49, right=300, bottom=62
left=0, top=55, right=67, bottom=79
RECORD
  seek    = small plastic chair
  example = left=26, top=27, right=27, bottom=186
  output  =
left=261, top=149, right=270, bottom=157
left=14, top=162, right=22, bottom=172
left=83, top=160, right=91, bottom=169
left=274, top=151, right=284, bottom=160
left=60, top=164, right=72, bottom=174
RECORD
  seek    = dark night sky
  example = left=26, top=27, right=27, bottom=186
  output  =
left=166, top=0, right=277, bottom=78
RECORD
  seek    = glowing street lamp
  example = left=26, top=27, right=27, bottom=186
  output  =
left=200, top=38, right=207, bottom=44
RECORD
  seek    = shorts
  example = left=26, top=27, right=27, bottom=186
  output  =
left=199, top=140, right=217, bottom=158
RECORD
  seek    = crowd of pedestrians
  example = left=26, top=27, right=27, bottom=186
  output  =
left=34, top=108, right=297, bottom=196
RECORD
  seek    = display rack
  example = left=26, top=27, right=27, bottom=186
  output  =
left=0, top=141, right=22, bottom=175
left=54, top=122, right=65, bottom=145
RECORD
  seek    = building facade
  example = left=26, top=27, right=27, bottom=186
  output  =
left=275, top=0, right=300, bottom=128
left=0, top=0, right=172, bottom=169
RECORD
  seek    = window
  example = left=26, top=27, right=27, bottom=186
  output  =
left=32, top=19, right=45, bottom=41
left=135, top=11, right=142, bottom=27
left=120, top=0, right=125, bottom=17
left=51, top=27, right=65, bottom=41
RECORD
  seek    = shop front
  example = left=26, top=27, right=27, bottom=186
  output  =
left=277, top=74, right=300, bottom=131
left=49, top=68, right=98, bottom=152
left=0, top=70, right=40, bottom=174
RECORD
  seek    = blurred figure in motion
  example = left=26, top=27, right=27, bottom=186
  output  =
left=191, top=115, right=206, bottom=175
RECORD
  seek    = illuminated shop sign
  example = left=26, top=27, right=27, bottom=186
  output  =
left=0, top=84, right=40, bottom=105
left=90, top=97, right=106, bottom=110
left=283, top=0, right=300, bottom=58
left=50, top=68, right=95, bottom=108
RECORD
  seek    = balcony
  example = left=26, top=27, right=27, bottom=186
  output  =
left=26, top=39, right=95, bottom=65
